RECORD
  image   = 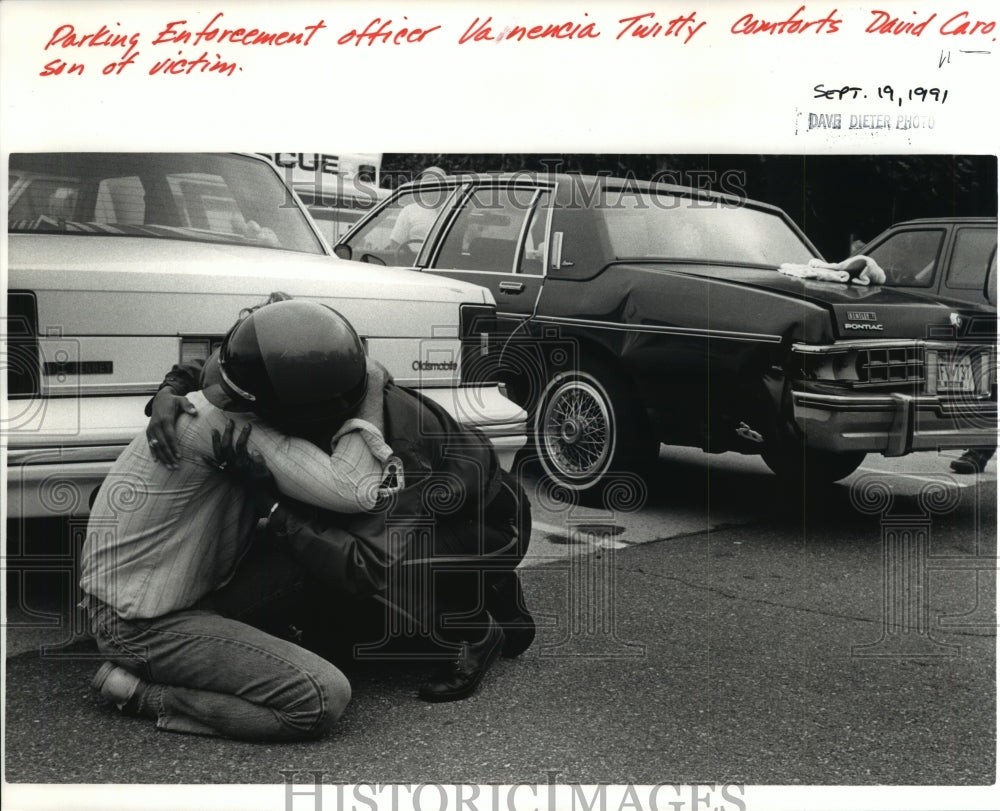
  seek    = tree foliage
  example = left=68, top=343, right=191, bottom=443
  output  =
left=381, top=153, right=996, bottom=259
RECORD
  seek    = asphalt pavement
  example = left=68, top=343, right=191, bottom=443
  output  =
left=3, top=449, right=996, bottom=809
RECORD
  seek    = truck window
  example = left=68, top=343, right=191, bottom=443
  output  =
left=866, top=229, right=944, bottom=288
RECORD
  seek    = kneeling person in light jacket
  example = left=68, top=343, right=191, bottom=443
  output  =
left=81, top=299, right=406, bottom=739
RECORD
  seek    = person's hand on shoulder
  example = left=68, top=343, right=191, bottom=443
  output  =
left=146, top=389, right=198, bottom=469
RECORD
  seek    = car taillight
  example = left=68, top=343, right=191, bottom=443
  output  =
left=179, top=336, right=223, bottom=365
left=459, top=303, right=498, bottom=385
left=6, top=291, right=39, bottom=396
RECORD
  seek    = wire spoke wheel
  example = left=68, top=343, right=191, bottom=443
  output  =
left=538, top=376, right=615, bottom=483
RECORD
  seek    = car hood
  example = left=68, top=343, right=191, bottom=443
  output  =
left=10, top=234, right=492, bottom=305
left=646, top=262, right=996, bottom=341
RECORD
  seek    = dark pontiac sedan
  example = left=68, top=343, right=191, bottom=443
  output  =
left=333, top=173, right=997, bottom=495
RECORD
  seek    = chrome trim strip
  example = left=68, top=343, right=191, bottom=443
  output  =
left=27, top=383, right=159, bottom=397
left=7, top=445, right=126, bottom=465
left=532, top=315, right=782, bottom=343
left=792, top=339, right=992, bottom=354
left=792, top=390, right=997, bottom=412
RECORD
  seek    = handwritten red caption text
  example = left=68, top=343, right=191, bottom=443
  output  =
left=40, top=12, right=327, bottom=76
left=37, top=8, right=999, bottom=77
left=864, top=9, right=996, bottom=37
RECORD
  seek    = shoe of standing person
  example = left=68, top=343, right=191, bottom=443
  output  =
left=950, top=448, right=995, bottom=474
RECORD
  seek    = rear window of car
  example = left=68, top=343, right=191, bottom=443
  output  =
left=946, top=227, right=997, bottom=290
left=8, top=153, right=326, bottom=255
left=599, top=190, right=816, bottom=266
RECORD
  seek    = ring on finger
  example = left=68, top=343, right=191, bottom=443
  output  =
left=149, top=439, right=159, bottom=448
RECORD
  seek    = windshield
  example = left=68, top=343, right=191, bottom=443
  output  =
left=8, top=153, right=326, bottom=255
left=600, top=190, right=816, bottom=266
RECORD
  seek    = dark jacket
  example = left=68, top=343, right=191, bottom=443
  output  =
left=268, top=379, right=514, bottom=599
left=153, top=358, right=519, bottom=600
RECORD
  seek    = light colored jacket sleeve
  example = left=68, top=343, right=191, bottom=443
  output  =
left=243, top=419, right=385, bottom=512
left=236, top=361, right=394, bottom=512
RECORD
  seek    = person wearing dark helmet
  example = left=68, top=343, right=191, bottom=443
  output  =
left=79, top=299, right=403, bottom=740
left=146, top=297, right=535, bottom=703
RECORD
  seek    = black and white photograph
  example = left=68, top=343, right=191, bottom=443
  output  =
left=2, top=3, right=998, bottom=811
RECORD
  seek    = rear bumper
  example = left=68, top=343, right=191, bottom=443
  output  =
left=418, top=385, right=528, bottom=470
left=5, top=386, right=527, bottom=519
left=792, top=390, right=998, bottom=457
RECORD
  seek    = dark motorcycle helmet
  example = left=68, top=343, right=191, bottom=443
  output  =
left=203, top=299, right=368, bottom=430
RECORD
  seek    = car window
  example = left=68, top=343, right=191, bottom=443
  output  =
left=434, top=186, right=539, bottom=273
left=298, top=182, right=386, bottom=245
left=946, top=227, right=997, bottom=290
left=344, top=186, right=455, bottom=265
left=599, top=190, right=815, bottom=266
left=7, top=153, right=326, bottom=254
left=518, top=192, right=551, bottom=275
left=866, top=229, right=944, bottom=288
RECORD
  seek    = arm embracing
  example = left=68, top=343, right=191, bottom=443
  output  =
left=242, top=359, right=394, bottom=512
left=245, top=420, right=386, bottom=512
left=145, top=358, right=207, bottom=467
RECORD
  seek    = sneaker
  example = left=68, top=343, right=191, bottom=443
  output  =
left=91, top=661, right=145, bottom=714
left=418, top=618, right=505, bottom=703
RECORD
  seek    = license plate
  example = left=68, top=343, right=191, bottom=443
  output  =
left=938, top=356, right=974, bottom=393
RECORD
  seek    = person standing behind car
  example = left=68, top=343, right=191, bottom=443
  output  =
left=81, top=299, right=396, bottom=740
left=385, top=167, right=448, bottom=261
left=950, top=447, right=995, bottom=474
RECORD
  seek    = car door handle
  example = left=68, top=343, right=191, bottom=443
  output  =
left=499, top=281, right=525, bottom=294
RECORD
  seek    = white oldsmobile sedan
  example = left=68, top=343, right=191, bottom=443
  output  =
left=5, top=152, right=526, bottom=522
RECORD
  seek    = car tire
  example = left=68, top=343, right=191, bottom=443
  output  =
left=533, top=361, right=657, bottom=497
left=759, top=375, right=867, bottom=486
left=761, top=444, right=866, bottom=485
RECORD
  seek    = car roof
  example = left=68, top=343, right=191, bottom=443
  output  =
left=395, top=171, right=762, bottom=210
left=889, top=216, right=998, bottom=226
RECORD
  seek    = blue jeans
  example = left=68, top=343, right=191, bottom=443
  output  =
left=85, top=540, right=351, bottom=741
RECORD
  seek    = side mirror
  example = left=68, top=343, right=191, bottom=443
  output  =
left=333, top=243, right=352, bottom=260
left=360, top=253, right=387, bottom=267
